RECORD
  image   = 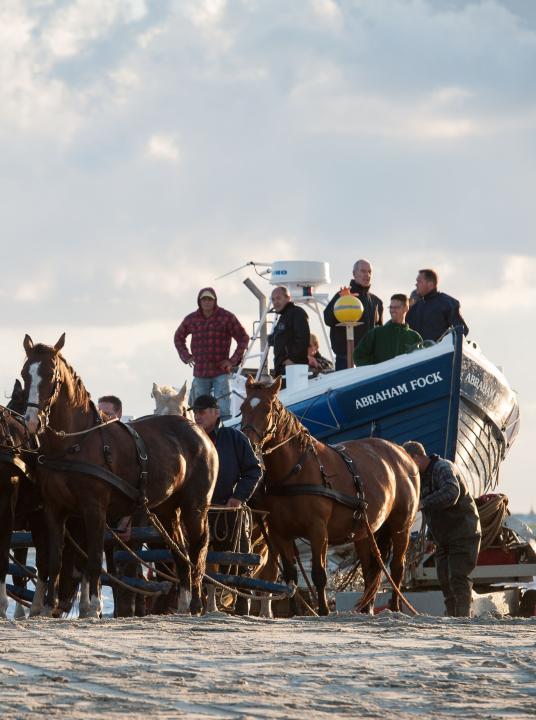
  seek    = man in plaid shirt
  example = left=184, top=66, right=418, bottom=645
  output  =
left=403, top=441, right=481, bottom=617
left=174, top=287, right=249, bottom=420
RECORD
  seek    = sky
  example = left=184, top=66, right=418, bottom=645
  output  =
left=1, top=0, right=535, bottom=511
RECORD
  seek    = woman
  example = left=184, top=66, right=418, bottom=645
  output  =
left=308, top=334, right=334, bottom=376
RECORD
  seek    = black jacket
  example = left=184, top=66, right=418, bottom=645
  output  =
left=323, top=280, right=383, bottom=356
left=269, top=302, right=310, bottom=377
left=210, top=425, right=262, bottom=504
left=406, top=288, right=468, bottom=342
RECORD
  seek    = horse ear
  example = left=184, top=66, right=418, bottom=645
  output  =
left=14, top=379, right=22, bottom=392
left=270, top=376, right=282, bottom=395
left=23, top=334, right=34, bottom=354
left=245, top=374, right=255, bottom=388
left=152, top=383, right=162, bottom=401
left=54, top=333, right=66, bottom=352
left=176, top=381, right=187, bottom=404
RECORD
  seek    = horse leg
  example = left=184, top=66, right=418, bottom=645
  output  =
left=28, top=510, right=50, bottom=618
left=12, top=547, right=29, bottom=619
left=270, top=533, right=298, bottom=617
left=0, top=479, right=17, bottom=619
left=308, top=529, right=329, bottom=616
left=42, top=506, right=67, bottom=617
left=174, top=521, right=192, bottom=615
left=180, top=508, right=209, bottom=616
left=81, top=502, right=106, bottom=619
left=388, top=526, right=411, bottom=613
left=354, top=535, right=381, bottom=615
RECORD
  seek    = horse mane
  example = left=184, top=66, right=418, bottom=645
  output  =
left=248, top=381, right=310, bottom=452
left=32, top=344, right=91, bottom=411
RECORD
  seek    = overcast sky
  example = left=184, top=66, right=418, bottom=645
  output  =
left=1, top=0, right=534, bottom=511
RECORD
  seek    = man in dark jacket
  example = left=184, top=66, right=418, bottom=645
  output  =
left=354, top=294, right=422, bottom=365
left=324, top=259, right=383, bottom=370
left=403, top=441, right=481, bottom=617
left=193, top=394, right=262, bottom=615
left=406, top=269, right=469, bottom=342
left=174, top=287, right=249, bottom=419
left=268, top=286, right=310, bottom=379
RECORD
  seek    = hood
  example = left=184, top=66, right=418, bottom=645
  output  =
left=349, top=279, right=370, bottom=295
left=197, top=286, right=218, bottom=309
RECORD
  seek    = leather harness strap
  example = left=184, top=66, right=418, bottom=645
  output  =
left=0, top=450, right=29, bottom=478
left=264, top=442, right=367, bottom=515
left=267, top=483, right=365, bottom=511
left=36, top=420, right=150, bottom=504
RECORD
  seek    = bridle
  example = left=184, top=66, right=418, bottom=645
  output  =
left=241, top=400, right=306, bottom=457
left=25, top=355, right=62, bottom=435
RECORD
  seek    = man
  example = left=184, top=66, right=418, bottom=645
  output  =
left=354, top=294, right=422, bottom=365
left=268, top=286, right=310, bottom=379
left=193, top=394, right=262, bottom=615
left=174, top=287, right=249, bottom=420
left=402, top=441, right=481, bottom=617
left=98, top=395, right=122, bottom=419
left=324, top=259, right=383, bottom=370
left=406, top=268, right=469, bottom=342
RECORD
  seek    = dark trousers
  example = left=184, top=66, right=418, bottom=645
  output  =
left=335, top=353, right=348, bottom=371
left=435, top=535, right=481, bottom=617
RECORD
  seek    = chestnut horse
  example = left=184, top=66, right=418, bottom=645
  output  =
left=241, top=377, right=420, bottom=615
left=21, top=333, right=218, bottom=617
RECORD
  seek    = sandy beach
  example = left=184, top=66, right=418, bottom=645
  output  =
left=1, top=612, right=535, bottom=719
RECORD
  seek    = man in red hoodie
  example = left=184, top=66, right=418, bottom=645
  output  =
left=174, top=287, right=249, bottom=419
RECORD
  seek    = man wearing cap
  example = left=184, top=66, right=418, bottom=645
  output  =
left=402, top=441, right=481, bottom=617
left=193, top=394, right=262, bottom=614
left=324, top=259, right=383, bottom=370
left=174, top=288, right=249, bottom=420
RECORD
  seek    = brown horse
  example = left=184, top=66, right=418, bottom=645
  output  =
left=240, top=376, right=420, bottom=616
left=21, top=333, right=218, bottom=617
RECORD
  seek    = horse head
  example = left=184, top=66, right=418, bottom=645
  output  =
left=21, top=333, right=66, bottom=434
left=152, top=381, right=190, bottom=418
left=240, top=375, right=283, bottom=451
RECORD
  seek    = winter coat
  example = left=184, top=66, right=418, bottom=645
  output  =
left=354, top=321, right=422, bottom=365
left=210, top=425, right=262, bottom=504
left=324, top=280, right=383, bottom=356
left=406, top=289, right=468, bottom=342
left=268, top=302, right=310, bottom=378
left=421, top=456, right=481, bottom=545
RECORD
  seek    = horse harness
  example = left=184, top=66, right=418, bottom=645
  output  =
left=0, top=406, right=33, bottom=482
left=264, top=441, right=367, bottom=523
left=35, top=405, right=149, bottom=505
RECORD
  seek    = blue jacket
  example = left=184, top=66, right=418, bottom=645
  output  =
left=406, top=289, right=468, bottom=342
left=210, top=425, right=262, bottom=504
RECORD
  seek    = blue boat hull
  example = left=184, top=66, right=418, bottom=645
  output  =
left=277, top=329, right=519, bottom=498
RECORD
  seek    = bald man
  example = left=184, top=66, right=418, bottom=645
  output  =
left=324, top=259, right=383, bottom=370
left=268, top=286, right=310, bottom=379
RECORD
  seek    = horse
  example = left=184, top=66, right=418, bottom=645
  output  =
left=152, top=382, right=192, bottom=418
left=240, top=376, right=420, bottom=616
left=21, top=333, right=218, bottom=618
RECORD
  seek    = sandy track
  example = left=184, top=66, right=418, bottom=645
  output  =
left=1, top=612, right=535, bottom=719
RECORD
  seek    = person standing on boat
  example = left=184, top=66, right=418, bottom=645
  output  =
left=324, top=259, right=383, bottom=370
left=268, top=286, right=310, bottom=380
left=402, top=441, right=481, bottom=617
left=354, top=294, right=422, bottom=365
left=174, top=287, right=249, bottom=420
left=406, top=269, right=469, bottom=342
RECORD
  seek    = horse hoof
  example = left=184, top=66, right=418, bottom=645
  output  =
left=41, top=606, right=54, bottom=617
left=14, top=604, right=27, bottom=620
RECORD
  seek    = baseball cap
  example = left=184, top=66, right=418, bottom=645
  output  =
left=192, top=394, right=219, bottom=410
left=199, top=290, right=216, bottom=300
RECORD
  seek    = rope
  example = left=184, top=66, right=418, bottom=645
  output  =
left=355, top=515, right=419, bottom=616
left=46, top=417, right=119, bottom=438
left=146, top=504, right=293, bottom=601
left=105, top=524, right=180, bottom=583
left=6, top=589, right=32, bottom=608
left=65, top=529, right=162, bottom=597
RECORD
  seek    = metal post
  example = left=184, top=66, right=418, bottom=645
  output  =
left=243, top=278, right=270, bottom=378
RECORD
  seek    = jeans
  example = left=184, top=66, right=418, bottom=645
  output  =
left=191, top=374, right=231, bottom=419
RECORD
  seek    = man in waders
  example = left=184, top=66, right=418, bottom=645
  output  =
left=403, top=441, right=481, bottom=617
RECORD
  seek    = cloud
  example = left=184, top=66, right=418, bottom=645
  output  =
left=145, top=133, right=181, bottom=162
